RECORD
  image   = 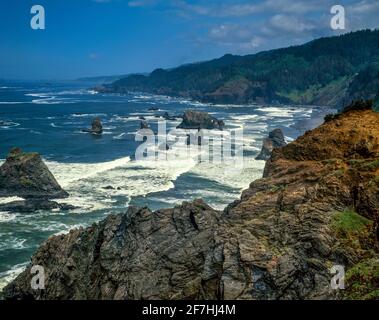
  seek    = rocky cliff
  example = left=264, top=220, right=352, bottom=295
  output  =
left=0, top=148, right=68, bottom=199
left=3, top=104, right=379, bottom=300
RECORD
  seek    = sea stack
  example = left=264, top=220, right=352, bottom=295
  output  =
left=177, top=110, right=224, bottom=130
left=0, top=148, right=68, bottom=199
left=82, top=118, right=103, bottom=135
left=140, top=120, right=150, bottom=129
left=255, top=128, right=286, bottom=160
left=0, top=148, right=70, bottom=213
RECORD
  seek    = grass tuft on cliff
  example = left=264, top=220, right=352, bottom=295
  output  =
left=324, top=99, right=374, bottom=122
left=345, top=258, right=379, bottom=300
left=330, top=210, right=374, bottom=255
left=331, top=210, right=372, bottom=236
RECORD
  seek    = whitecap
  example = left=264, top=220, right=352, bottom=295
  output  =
left=30, top=130, right=42, bottom=135
left=113, top=132, right=126, bottom=140
left=0, top=196, right=24, bottom=205
left=0, top=211, right=18, bottom=223
left=0, top=263, right=28, bottom=292
left=189, top=157, right=265, bottom=191
left=45, top=153, right=199, bottom=211
left=70, top=113, right=107, bottom=118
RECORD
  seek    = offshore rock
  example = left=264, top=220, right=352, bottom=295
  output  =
left=140, top=120, right=150, bottom=130
left=0, top=200, right=75, bottom=213
left=82, top=118, right=103, bottom=135
left=177, top=110, right=224, bottom=130
left=255, top=129, right=286, bottom=161
left=0, top=148, right=68, bottom=200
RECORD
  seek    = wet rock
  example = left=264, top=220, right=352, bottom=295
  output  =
left=0, top=148, right=68, bottom=199
left=162, top=112, right=177, bottom=121
left=255, top=128, right=286, bottom=160
left=140, top=121, right=150, bottom=130
left=0, top=200, right=75, bottom=213
left=102, top=186, right=115, bottom=190
left=177, top=110, right=224, bottom=130
left=4, top=199, right=221, bottom=300
left=82, top=118, right=103, bottom=135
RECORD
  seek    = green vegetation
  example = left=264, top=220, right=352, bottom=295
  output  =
left=331, top=169, right=345, bottom=177
left=20, top=177, right=34, bottom=187
left=8, top=148, right=39, bottom=161
left=324, top=113, right=340, bottom=122
left=345, top=258, right=379, bottom=300
left=347, top=61, right=379, bottom=108
left=331, top=210, right=376, bottom=293
left=277, top=84, right=322, bottom=104
left=362, top=160, right=379, bottom=170
left=324, top=99, right=374, bottom=123
left=107, top=29, right=379, bottom=107
left=330, top=210, right=373, bottom=254
left=348, top=159, right=366, bottom=166
left=342, top=99, right=374, bottom=112
left=270, top=185, right=286, bottom=193
left=331, top=210, right=372, bottom=236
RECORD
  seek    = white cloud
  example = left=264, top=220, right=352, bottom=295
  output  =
left=125, top=0, right=379, bottom=55
left=128, top=0, right=158, bottom=7
left=348, top=0, right=379, bottom=13
left=269, top=14, right=317, bottom=33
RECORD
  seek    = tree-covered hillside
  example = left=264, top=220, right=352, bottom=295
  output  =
left=101, top=29, right=379, bottom=108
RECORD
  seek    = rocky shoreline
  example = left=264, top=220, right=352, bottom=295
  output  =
left=3, top=101, right=378, bottom=300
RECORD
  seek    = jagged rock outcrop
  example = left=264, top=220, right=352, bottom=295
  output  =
left=0, top=148, right=70, bottom=213
left=82, top=118, right=103, bottom=135
left=255, top=129, right=286, bottom=160
left=3, top=103, right=379, bottom=300
left=0, top=148, right=68, bottom=199
left=162, top=112, right=177, bottom=121
left=177, top=111, right=224, bottom=130
left=140, top=121, right=150, bottom=130
left=0, top=200, right=75, bottom=213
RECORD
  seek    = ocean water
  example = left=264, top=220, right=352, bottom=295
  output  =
left=0, top=80, right=333, bottom=290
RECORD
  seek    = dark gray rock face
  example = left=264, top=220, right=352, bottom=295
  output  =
left=4, top=200, right=222, bottom=300
left=0, top=200, right=75, bottom=213
left=177, top=111, right=224, bottom=130
left=140, top=121, right=150, bottom=129
left=0, top=148, right=68, bottom=200
left=162, top=112, right=177, bottom=121
left=255, top=128, right=286, bottom=160
left=82, top=118, right=103, bottom=135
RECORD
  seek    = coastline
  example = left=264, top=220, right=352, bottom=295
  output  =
left=3, top=105, right=377, bottom=300
left=0, top=103, right=335, bottom=294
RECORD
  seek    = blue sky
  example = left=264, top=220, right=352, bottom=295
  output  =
left=1, top=0, right=378, bottom=79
